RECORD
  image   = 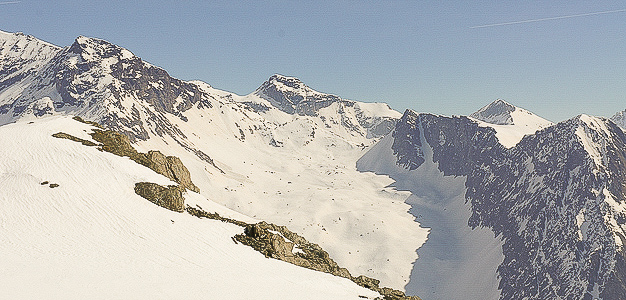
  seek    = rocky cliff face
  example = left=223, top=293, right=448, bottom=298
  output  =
left=611, top=109, right=626, bottom=130
left=365, top=110, right=626, bottom=299
left=254, top=74, right=344, bottom=116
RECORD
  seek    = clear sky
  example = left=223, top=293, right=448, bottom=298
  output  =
left=1, top=0, right=625, bottom=122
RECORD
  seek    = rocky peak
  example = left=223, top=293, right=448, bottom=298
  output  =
left=470, top=99, right=517, bottom=125
left=265, top=74, right=308, bottom=91
left=254, top=74, right=343, bottom=115
left=611, top=109, right=626, bottom=130
left=68, top=36, right=136, bottom=62
left=369, top=110, right=626, bottom=299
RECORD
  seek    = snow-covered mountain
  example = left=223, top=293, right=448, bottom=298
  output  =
left=4, top=29, right=626, bottom=300
left=0, top=30, right=421, bottom=291
left=359, top=109, right=626, bottom=300
left=611, top=109, right=626, bottom=130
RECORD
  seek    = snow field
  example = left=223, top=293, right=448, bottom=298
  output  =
left=0, top=117, right=379, bottom=300
left=133, top=96, right=425, bottom=290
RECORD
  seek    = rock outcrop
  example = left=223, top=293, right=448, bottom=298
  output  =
left=86, top=123, right=199, bottom=193
left=134, top=182, right=185, bottom=212
left=53, top=117, right=200, bottom=212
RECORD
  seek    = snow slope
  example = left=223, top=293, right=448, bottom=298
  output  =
left=133, top=89, right=423, bottom=290
left=0, top=116, right=379, bottom=300
left=470, top=99, right=554, bottom=148
left=0, top=31, right=422, bottom=290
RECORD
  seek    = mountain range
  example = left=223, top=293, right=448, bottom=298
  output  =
left=1, top=30, right=626, bottom=300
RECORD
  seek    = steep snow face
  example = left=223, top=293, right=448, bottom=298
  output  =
left=0, top=31, right=61, bottom=122
left=0, top=117, right=380, bottom=300
left=0, top=31, right=60, bottom=84
left=611, top=109, right=626, bottom=130
left=470, top=99, right=554, bottom=148
left=357, top=127, right=504, bottom=300
left=359, top=110, right=626, bottom=299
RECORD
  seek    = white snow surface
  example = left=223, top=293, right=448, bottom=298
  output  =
left=133, top=90, right=424, bottom=290
left=357, top=130, right=505, bottom=300
left=0, top=116, right=380, bottom=300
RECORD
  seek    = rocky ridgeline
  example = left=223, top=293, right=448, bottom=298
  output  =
left=390, top=110, right=626, bottom=299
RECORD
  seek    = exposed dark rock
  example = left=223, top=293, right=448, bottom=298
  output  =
left=186, top=205, right=247, bottom=227
left=72, top=116, right=104, bottom=129
left=235, top=222, right=352, bottom=278
left=52, top=132, right=98, bottom=146
left=49, top=183, right=59, bottom=188
left=134, top=182, right=184, bottom=212
left=52, top=118, right=202, bottom=213
left=142, top=150, right=199, bottom=193
left=388, top=110, right=626, bottom=299
left=391, top=110, right=424, bottom=170
left=89, top=128, right=200, bottom=193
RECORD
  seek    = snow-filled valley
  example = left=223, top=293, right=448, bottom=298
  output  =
left=0, top=116, right=381, bottom=299
left=358, top=132, right=504, bottom=300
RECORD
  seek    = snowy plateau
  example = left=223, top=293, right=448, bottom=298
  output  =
left=1, top=30, right=626, bottom=300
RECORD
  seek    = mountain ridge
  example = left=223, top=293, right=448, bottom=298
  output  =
left=3, top=29, right=626, bottom=299
left=359, top=109, right=626, bottom=299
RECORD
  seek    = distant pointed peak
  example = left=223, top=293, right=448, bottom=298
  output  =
left=610, top=109, right=626, bottom=129
left=470, top=99, right=519, bottom=125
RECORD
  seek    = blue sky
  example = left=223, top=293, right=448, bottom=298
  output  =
left=1, top=0, right=625, bottom=121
